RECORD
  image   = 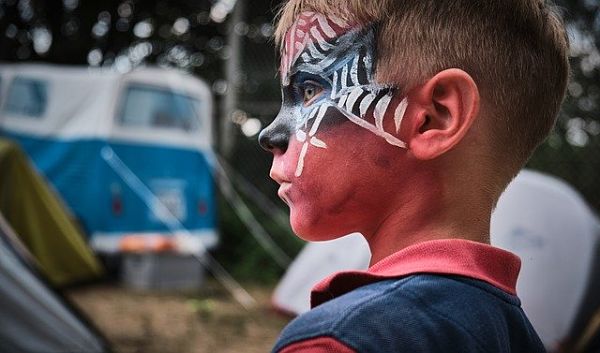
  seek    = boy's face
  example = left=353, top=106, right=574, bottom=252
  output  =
left=261, top=12, right=410, bottom=240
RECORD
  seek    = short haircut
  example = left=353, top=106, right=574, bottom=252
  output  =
left=274, top=0, right=570, bottom=172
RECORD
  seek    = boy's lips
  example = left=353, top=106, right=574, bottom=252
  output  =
left=270, top=153, right=296, bottom=204
left=278, top=182, right=292, bottom=204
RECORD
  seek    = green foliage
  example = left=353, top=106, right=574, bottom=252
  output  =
left=525, top=0, right=600, bottom=214
left=528, top=132, right=600, bottom=212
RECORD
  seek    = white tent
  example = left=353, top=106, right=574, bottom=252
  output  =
left=272, top=233, right=370, bottom=315
left=492, top=170, right=600, bottom=349
left=272, top=170, right=600, bottom=349
left=0, top=212, right=111, bottom=353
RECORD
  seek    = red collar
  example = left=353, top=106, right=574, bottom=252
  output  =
left=311, top=239, right=521, bottom=308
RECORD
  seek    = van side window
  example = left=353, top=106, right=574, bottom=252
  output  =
left=3, top=77, right=48, bottom=118
left=119, top=84, right=202, bottom=132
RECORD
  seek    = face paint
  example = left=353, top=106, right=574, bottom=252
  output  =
left=258, top=12, right=414, bottom=241
left=280, top=12, right=351, bottom=86
left=267, top=12, right=408, bottom=177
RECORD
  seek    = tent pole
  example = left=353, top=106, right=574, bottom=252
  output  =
left=220, top=0, right=245, bottom=158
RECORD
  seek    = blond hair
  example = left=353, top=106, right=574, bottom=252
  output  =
left=274, top=0, right=570, bottom=173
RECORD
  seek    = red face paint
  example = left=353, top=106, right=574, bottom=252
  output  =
left=271, top=115, right=409, bottom=241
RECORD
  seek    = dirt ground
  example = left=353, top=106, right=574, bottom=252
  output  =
left=67, top=281, right=291, bottom=353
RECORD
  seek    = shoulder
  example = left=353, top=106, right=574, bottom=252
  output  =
left=273, top=275, right=545, bottom=353
left=272, top=277, right=414, bottom=352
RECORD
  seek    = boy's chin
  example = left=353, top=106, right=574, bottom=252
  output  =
left=289, top=213, right=348, bottom=242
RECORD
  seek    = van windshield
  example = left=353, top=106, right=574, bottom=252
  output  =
left=119, top=84, right=202, bottom=132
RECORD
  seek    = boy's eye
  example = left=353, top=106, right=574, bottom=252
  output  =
left=300, top=82, right=323, bottom=106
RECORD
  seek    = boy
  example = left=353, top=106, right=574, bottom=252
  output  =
left=259, top=0, right=569, bottom=352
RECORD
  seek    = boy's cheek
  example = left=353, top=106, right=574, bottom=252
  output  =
left=287, top=198, right=338, bottom=240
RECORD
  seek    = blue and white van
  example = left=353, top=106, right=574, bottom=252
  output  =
left=0, top=64, right=217, bottom=254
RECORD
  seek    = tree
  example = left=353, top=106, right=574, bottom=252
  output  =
left=527, top=0, right=600, bottom=212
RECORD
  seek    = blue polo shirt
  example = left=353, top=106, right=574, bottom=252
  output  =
left=272, top=239, right=545, bottom=353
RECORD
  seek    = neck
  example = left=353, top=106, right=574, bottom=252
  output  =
left=363, top=167, right=495, bottom=266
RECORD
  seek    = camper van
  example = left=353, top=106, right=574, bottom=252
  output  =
left=0, top=63, right=217, bottom=254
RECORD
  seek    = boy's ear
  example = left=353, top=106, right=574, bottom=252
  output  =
left=403, top=69, right=480, bottom=160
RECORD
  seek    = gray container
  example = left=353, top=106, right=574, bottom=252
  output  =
left=121, top=252, right=205, bottom=291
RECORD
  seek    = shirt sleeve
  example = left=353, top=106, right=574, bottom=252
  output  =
left=278, top=336, right=356, bottom=353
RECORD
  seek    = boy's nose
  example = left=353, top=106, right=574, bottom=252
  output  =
left=258, top=124, right=290, bottom=153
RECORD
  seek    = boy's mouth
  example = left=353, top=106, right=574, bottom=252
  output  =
left=277, top=182, right=292, bottom=205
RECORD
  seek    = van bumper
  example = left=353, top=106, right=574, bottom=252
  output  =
left=89, top=230, right=218, bottom=255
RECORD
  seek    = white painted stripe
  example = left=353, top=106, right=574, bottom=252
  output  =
left=345, top=87, right=364, bottom=113
left=309, top=105, right=321, bottom=120
left=340, top=64, right=348, bottom=91
left=309, top=104, right=328, bottom=135
left=329, top=16, right=349, bottom=28
left=306, top=41, right=326, bottom=60
left=301, top=106, right=321, bottom=128
left=310, top=136, right=327, bottom=148
left=316, top=15, right=337, bottom=38
left=350, top=56, right=360, bottom=86
left=314, top=37, right=335, bottom=51
left=336, top=105, right=407, bottom=149
left=374, top=94, right=393, bottom=131
left=296, top=37, right=310, bottom=62
left=305, top=13, right=318, bottom=22
left=331, top=71, right=338, bottom=98
left=310, top=27, right=328, bottom=47
left=394, top=97, right=409, bottom=133
left=307, top=54, right=339, bottom=74
left=295, top=142, right=310, bottom=177
left=310, top=27, right=333, bottom=50
left=296, top=130, right=307, bottom=142
left=362, top=56, right=373, bottom=81
left=359, top=92, right=376, bottom=118
left=337, top=94, right=348, bottom=108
